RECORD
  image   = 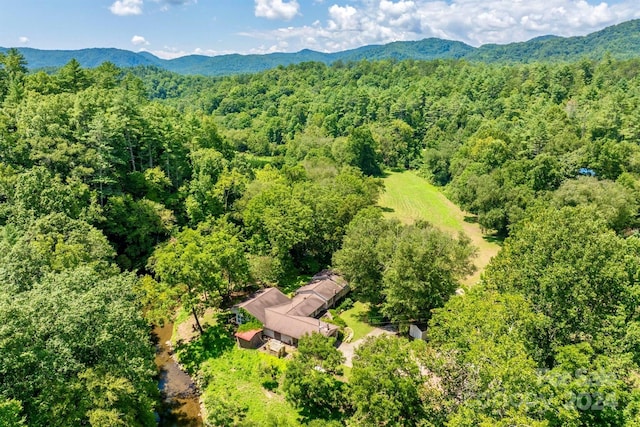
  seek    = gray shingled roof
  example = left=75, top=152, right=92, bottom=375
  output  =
left=269, top=293, right=326, bottom=317
left=264, top=310, right=338, bottom=339
left=295, top=271, right=348, bottom=301
left=237, top=287, right=290, bottom=323
left=236, top=273, right=347, bottom=342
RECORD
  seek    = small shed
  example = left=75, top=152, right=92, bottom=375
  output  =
left=409, top=324, right=427, bottom=341
left=235, top=329, right=263, bottom=349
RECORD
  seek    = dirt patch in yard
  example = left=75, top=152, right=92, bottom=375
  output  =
left=338, top=326, right=397, bottom=368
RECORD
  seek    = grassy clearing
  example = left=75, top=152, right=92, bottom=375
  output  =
left=341, top=301, right=375, bottom=341
left=199, top=347, right=301, bottom=426
left=379, top=170, right=501, bottom=285
left=172, top=315, right=303, bottom=426
left=379, top=171, right=463, bottom=231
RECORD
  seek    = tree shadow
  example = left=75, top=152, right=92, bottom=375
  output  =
left=462, top=215, right=505, bottom=246
left=379, top=167, right=406, bottom=178
left=483, top=233, right=505, bottom=245
left=279, top=274, right=313, bottom=295
left=380, top=206, right=395, bottom=213
left=158, top=399, right=202, bottom=427
left=174, top=322, right=234, bottom=373
left=364, top=304, right=387, bottom=327
left=463, top=215, right=478, bottom=224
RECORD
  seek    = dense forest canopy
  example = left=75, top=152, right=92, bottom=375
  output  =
left=136, top=55, right=640, bottom=235
left=1, top=44, right=640, bottom=426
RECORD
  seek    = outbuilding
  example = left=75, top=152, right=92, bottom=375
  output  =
left=234, top=329, right=263, bottom=349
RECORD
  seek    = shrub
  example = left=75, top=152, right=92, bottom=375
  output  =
left=325, top=315, right=347, bottom=328
left=337, top=297, right=354, bottom=312
left=259, top=361, right=281, bottom=391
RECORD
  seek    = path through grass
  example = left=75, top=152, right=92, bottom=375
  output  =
left=379, top=171, right=501, bottom=285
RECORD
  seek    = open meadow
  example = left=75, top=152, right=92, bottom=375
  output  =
left=378, top=171, right=501, bottom=285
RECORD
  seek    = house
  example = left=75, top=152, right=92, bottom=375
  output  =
left=295, top=271, right=350, bottom=313
left=233, top=271, right=349, bottom=347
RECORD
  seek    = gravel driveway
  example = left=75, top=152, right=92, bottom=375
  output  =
left=338, top=326, right=396, bottom=367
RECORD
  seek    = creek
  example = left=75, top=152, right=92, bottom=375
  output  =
left=153, top=323, right=203, bottom=427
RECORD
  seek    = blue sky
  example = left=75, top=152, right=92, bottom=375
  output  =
left=1, top=0, right=639, bottom=58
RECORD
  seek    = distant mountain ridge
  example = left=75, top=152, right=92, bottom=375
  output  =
left=2, top=19, right=640, bottom=76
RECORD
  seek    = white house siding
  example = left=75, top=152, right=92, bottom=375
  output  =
left=263, top=329, right=275, bottom=339
left=280, top=334, right=295, bottom=345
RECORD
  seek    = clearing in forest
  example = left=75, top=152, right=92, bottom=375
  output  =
left=378, top=171, right=501, bottom=285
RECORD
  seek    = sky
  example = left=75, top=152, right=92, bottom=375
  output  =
left=1, top=0, right=639, bottom=59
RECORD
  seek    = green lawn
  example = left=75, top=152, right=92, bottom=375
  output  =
left=378, top=171, right=501, bottom=285
left=341, top=301, right=375, bottom=341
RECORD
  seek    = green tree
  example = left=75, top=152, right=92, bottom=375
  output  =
left=427, top=287, right=547, bottom=425
left=56, top=59, right=90, bottom=92
left=552, top=176, right=638, bottom=233
left=372, top=119, right=417, bottom=168
left=334, top=211, right=476, bottom=324
left=536, top=343, right=631, bottom=427
left=185, top=148, right=227, bottom=224
left=332, top=207, right=389, bottom=304
left=333, top=126, right=382, bottom=176
left=484, top=206, right=640, bottom=357
left=242, top=167, right=314, bottom=263
left=2, top=166, right=98, bottom=226
left=135, top=274, right=181, bottom=326
left=349, top=336, right=428, bottom=426
left=283, top=333, right=346, bottom=421
left=0, top=268, right=157, bottom=427
left=380, top=221, right=476, bottom=326
left=0, top=213, right=115, bottom=292
left=148, top=218, right=248, bottom=332
left=0, top=399, right=26, bottom=427
left=203, top=396, right=248, bottom=427
left=0, top=48, right=27, bottom=105
left=198, top=217, right=250, bottom=299
left=101, top=195, right=174, bottom=270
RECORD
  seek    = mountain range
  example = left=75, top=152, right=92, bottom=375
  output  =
left=2, top=19, right=640, bottom=76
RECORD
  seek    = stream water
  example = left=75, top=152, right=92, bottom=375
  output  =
left=153, top=323, right=203, bottom=427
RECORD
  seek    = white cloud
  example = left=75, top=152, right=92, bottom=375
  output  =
left=144, top=46, right=188, bottom=59
left=138, top=45, right=234, bottom=59
left=153, top=0, right=197, bottom=12
left=158, top=0, right=197, bottom=4
left=18, top=36, right=29, bottom=44
left=328, top=5, right=358, bottom=31
left=255, top=0, right=300, bottom=21
left=110, top=0, right=143, bottom=16
left=379, top=0, right=415, bottom=16
left=131, top=35, right=150, bottom=45
left=194, top=47, right=230, bottom=56
left=240, top=0, right=640, bottom=53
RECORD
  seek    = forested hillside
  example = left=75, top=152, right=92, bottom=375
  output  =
left=2, top=43, right=640, bottom=426
left=2, top=19, right=640, bottom=76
